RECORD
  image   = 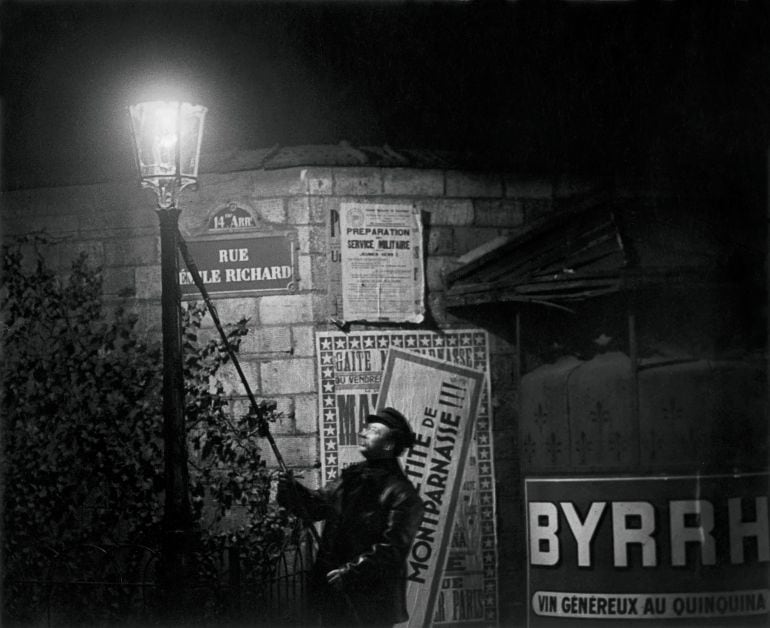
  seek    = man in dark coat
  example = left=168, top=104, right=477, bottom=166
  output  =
left=277, top=407, right=424, bottom=627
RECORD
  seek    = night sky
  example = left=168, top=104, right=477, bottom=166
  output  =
left=2, top=1, right=770, bottom=191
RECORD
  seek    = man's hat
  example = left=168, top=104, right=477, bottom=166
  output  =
left=366, top=407, right=416, bottom=450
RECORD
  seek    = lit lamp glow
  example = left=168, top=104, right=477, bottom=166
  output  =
left=128, top=101, right=207, bottom=209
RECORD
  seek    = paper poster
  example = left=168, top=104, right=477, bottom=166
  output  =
left=525, top=473, right=770, bottom=627
left=338, top=202, right=424, bottom=323
left=378, top=349, right=485, bottom=628
left=316, top=330, right=499, bottom=626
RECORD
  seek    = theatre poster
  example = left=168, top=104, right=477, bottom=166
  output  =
left=316, top=329, right=499, bottom=626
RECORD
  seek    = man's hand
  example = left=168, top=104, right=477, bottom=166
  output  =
left=275, top=470, right=295, bottom=491
left=326, top=568, right=346, bottom=591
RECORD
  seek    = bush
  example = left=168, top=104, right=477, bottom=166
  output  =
left=1, top=235, right=291, bottom=624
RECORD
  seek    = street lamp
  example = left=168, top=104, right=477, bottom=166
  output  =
left=128, top=100, right=207, bottom=617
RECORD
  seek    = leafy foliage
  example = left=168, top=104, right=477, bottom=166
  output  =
left=1, top=235, right=294, bottom=624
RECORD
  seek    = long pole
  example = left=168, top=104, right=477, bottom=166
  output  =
left=157, top=207, right=193, bottom=621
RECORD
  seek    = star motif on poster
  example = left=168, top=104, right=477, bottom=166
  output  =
left=483, top=537, right=495, bottom=549
left=461, top=334, right=472, bottom=345
left=484, top=567, right=495, bottom=579
left=478, top=433, right=489, bottom=445
left=322, top=368, right=333, bottom=378
left=322, top=354, right=332, bottom=364
left=479, top=448, right=490, bottom=459
left=320, top=338, right=332, bottom=350
left=323, top=425, right=335, bottom=436
left=420, top=336, right=431, bottom=346
left=324, top=410, right=336, bottom=422
left=327, top=469, right=337, bottom=480
left=482, top=493, right=492, bottom=504
left=323, top=382, right=333, bottom=393
left=475, top=350, right=485, bottom=362
left=480, top=478, right=492, bottom=490
left=406, top=336, right=416, bottom=347
left=391, top=336, right=402, bottom=347
left=349, top=337, right=360, bottom=349
left=447, top=336, right=457, bottom=346
left=325, top=439, right=337, bottom=451
left=364, top=337, right=374, bottom=348
left=335, top=338, right=345, bottom=349
left=378, top=336, right=388, bottom=348
left=435, top=336, right=444, bottom=346
left=326, top=453, right=337, bottom=466
left=324, top=396, right=334, bottom=407
left=480, top=462, right=491, bottom=475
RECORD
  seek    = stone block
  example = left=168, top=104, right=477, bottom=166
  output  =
left=134, top=301, right=162, bottom=335
left=453, top=227, right=509, bottom=256
left=310, top=253, right=329, bottom=290
left=240, top=326, right=292, bottom=354
left=291, top=325, right=316, bottom=357
left=260, top=434, right=318, bottom=469
left=287, top=198, right=311, bottom=224
left=445, top=171, right=503, bottom=198
left=251, top=168, right=332, bottom=198
left=333, top=168, right=383, bottom=195
left=135, top=265, right=162, bottom=299
left=473, top=199, right=524, bottom=228
left=85, top=207, right=157, bottom=238
left=309, top=197, right=340, bottom=223
left=260, top=357, right=316, bottom=394
left=267, top=397, right=298, bottom=435
left=293, top=394, right=320, bottom=434
left=102, top=266, right=136, bottom=296
left=382, top=168, right=444, bottom=196
left=199, top=298, right=259, bottom=328
left=416, top=199, right=474, bottom=226
left=296, top=225, right=327, bottom=255
left=302, top=168, right=334, bottom=196
left=104, top=235, right=159, bottom=267
left=296, top=254, right=313, bottom=291
left=426, top=256, right=452, bottom=291
left=259, top=294, right=314, bottom=325
left=503, top=175, right=554, bottom=199
left=426, top=226, right=455, bottom=255
left=55, top=240, right=105, bottom=270
left=254, top=198, right=286, bottom=223
left=218, top=360, right=261, bottom=396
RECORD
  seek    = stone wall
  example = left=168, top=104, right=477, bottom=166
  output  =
left=2, top=160, right=582, bottom=625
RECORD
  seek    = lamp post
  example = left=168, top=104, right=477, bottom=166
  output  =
left=128, top=100, right=207, bottom=618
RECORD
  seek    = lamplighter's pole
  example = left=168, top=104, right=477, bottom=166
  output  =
left=157, top=204, right=193, bottom=619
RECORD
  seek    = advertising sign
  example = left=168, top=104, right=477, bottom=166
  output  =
left=316, top=330, right=499, bottom=625
left=338, top=202, right=424, bottom=323
left=525, top=473, right=770, bottom=626
left=178, top=232, right=296, bottom=298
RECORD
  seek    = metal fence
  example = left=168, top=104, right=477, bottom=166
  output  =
left=3, top=524, right=317, bottom=627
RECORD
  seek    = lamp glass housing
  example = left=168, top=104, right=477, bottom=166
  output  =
left=129, top=101, right=207, bottom=208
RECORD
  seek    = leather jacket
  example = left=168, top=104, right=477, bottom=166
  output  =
left=278, top=457, right=424, bottom=625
